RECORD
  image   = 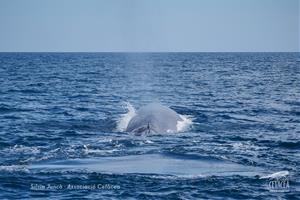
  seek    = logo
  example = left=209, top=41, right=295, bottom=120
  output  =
left=260, top=171, right=290, bottom=193
left=267, top=176, right=290, bottom=192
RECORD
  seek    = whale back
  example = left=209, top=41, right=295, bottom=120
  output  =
left=126, top=103, right=182, bottom=134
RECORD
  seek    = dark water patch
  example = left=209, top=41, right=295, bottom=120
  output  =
left=0, top=104, right=34, bottom=114
left=0, top=141, right=11, bottom=149
left=12, top=135, right=63, bottom=147
left=7, top=89, right=44, bottom=94
left=284, top=100, right=300, bottom=107
left=2, top=115, right=22, bottom=120
left=26, top=118, right=115, bottom=133
left=27, top=83, right=45, bottom=87
left=290, top=110, right=300, bottom=116
left=257, top=139, right=300, bottom=150
left=277, top=141, right=300, bottom=149
left=225, top=135, right=259, bottom=142
left=74, top=107, right=90, bottom=112
left=0, top=104, right=34, bottom=113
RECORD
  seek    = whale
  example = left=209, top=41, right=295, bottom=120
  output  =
left=126, top=103, right=183, bottom=135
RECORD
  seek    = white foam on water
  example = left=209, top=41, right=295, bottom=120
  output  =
left=0, top=165, right=29, bottom=173
left=116, top=102, right=136, bottom=132
left=260, top=171, right=289, bottom=179
left=177, top=114, right=193, bottom=132
left=83, top=144, right=119, bottom=155
left=6, top=145, right=40, bottom=154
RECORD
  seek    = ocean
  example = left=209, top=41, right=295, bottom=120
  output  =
left=0, top=52, right=299, bottom=199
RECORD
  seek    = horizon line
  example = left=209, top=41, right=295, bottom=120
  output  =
left=0, top=51, right=299, bottom=53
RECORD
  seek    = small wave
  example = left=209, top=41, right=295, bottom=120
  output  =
left=0, top=165, right=29, bottom=173
left=232, top=142, right=266, bottom=152
left=136, top=174, right=206, bottom=180
left=0, top=104, right=11, bottom=112
left=4, top=145, right=40, bottom=154
left=83, top=144, right=119, bottom=155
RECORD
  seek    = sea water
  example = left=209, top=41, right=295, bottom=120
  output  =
left=0, top=53, right=299, bottom=199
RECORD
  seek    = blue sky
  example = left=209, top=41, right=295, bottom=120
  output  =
left=0, top=0, right=299, bottom=52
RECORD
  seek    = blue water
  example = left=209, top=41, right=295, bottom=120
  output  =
left=0, top=53, right=299, bottom=199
